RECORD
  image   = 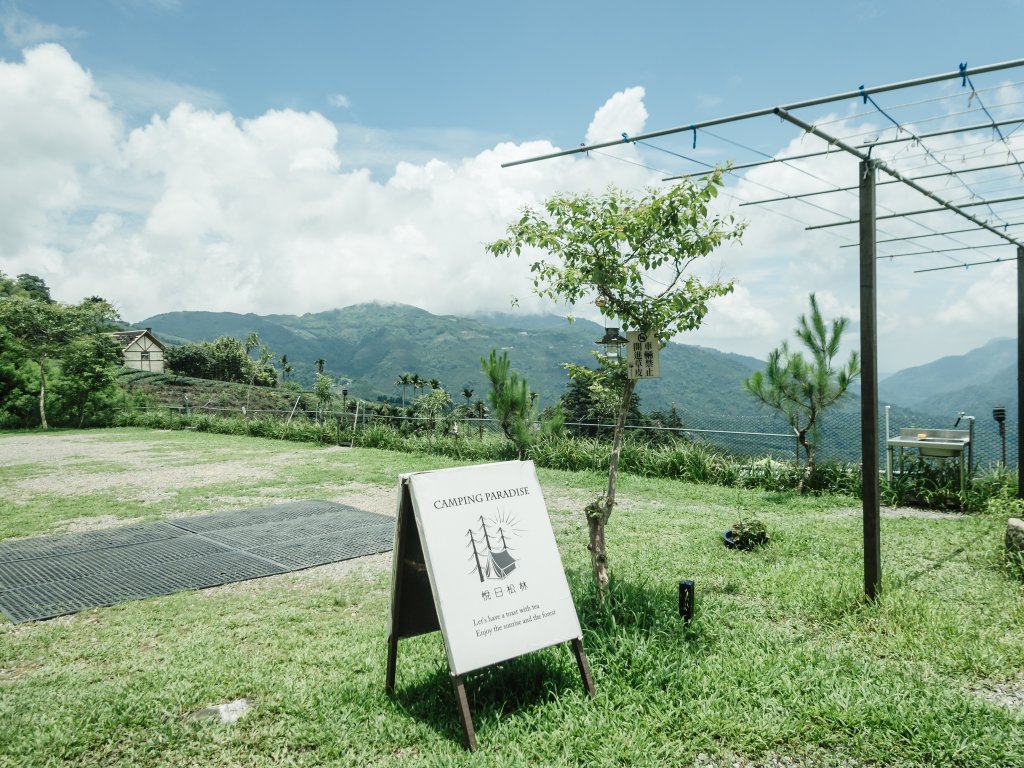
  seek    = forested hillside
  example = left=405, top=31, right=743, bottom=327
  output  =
left=137, top=303, right=767, bottom=418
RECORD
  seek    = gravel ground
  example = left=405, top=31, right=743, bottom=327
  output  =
left=0, top=431, right=398, bottom=585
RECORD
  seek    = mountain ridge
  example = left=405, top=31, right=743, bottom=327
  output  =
left=134, top=302, right=1016, bottom=463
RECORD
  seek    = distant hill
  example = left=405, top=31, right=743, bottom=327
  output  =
left=876, top=338, right=1017, bottom=467
left=878, top=337, right=1017, bottom=450
left=136, top=303, right=768, bottom=419
left=879, top=338, right=1015, bottom=408
left=133, top=303, right=1016, bottom=464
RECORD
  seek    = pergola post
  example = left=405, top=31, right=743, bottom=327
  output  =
left=1018, top=246, right=1023, bottom=500
left=860, top=160, right=882, bottom=599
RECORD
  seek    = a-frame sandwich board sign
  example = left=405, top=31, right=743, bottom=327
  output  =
left=385, top=460, right=595, bottom=751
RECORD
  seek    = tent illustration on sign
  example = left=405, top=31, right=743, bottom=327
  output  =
left=466, top=513, right=519, bottom=581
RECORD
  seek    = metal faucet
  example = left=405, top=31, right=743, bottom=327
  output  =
left=953, top=412, right=975, bottom=474
left=953, top=411, right=975, bottom=428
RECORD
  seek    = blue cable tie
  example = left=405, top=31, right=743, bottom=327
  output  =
left=959, top=62, right=968, bottom=87
left=859, top=85, right=867, bottom=104
left=691, top=126, right=697, bottom=149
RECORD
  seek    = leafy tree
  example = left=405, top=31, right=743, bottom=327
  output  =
left=0, top=270, right=24, bottom=298
left=561, top=358, right=642, bottom=437
left=313, top=372, right=335, bottom=423
left=0, top=296, right=118, bottom=429
left=165, top=343, right=213, bottom=379
left=240, top=331, right=273, bottom=408
left=414, top=387, right=453, bottom=433
left=16, top=274, right=53, bottom=303
left=207, top=337, right=255, bottom=384
left=487, top=174, right=743, bottom=598
left=55, top=333, right=122, bottom=427
left=0, top=319, right=35, bottom=426
left=481, top=349, right=563, bottom=458
left=166, top=336, right=276, bottom=389
left=744, top=293, right=860, bottom=494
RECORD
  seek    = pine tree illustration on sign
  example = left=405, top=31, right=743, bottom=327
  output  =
left=466, top=511, right=522, bottom=582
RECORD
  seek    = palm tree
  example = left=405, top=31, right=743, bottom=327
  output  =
left=474, top=400, right=488, bottom=440
left=429, top=378, right=441, bottom=391
left=279, top=354, right=292, bottom=383
left=395, top=372, right=413, bottom=406
left=462, top=386, right=474, bottom=407
left=411, top=373, right=426, bottom=398
left=315, top=357, right=326, bottom=374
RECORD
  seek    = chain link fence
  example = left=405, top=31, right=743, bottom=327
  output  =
left=120, top=400, right=1018, bottom=471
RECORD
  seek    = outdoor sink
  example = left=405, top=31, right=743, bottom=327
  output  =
left=886, top=424, right=975, bottom=493
left=916, top=443, right=963, bottom=458
left=888, top=429, right=970, bottom=460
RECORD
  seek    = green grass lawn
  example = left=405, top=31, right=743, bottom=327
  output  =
left=1, top=428, right=1022, bottom=767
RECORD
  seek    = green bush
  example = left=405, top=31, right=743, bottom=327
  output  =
left=882, top=460, right=1017, bottom=514
left=105, top=407, right=1011, bottom=514
left=728, top=518, right=770, bottom=550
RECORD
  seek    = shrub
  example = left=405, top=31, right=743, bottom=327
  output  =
left=727, top=518, right=770, bottom=550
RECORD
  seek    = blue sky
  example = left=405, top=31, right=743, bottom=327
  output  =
left=13, top=1, right=1024, bottom=164
left=1, top=0, right=1022, bottom=371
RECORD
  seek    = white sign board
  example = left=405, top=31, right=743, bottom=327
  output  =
left=406, top=461, right=582, bottom=676
left=626, top=330, right=660, bottom=379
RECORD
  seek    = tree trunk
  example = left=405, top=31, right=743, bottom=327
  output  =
left=587, top=513, right=609, bottom=597
left=588, top=376, right=637, bottom=601
left=37, top=354, right=47, bottom=430
left=797, top=432, right=814, bottom=494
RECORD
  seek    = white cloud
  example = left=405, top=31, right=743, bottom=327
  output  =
left=328, top=93, right=350, bottom=109
left=585, top=85, right=648, bottom=145
left=0, top=44, right=121, bottom=256
left=945, top=260, right=1016, bottom=327
left=1, top=5, right=83, bottom=46
left=0, top=45, right=1016, bottom=373
left=0, top=47, right=668, bottom=326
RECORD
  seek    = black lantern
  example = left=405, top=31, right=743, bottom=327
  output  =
left=596, top=327, right=629, bottom=358
left=994, top=405, right=1007, bottom=467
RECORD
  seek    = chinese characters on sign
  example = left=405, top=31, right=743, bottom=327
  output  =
left=626, top=330, right=660, bottom=379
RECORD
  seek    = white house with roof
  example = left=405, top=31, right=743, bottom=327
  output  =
left=112, top=328, right=166, bottom=373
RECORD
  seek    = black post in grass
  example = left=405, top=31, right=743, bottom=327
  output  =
left=860, top=160, right=882, bottom=600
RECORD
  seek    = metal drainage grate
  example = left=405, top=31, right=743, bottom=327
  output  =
left=0, top=501, right=394, bottom=624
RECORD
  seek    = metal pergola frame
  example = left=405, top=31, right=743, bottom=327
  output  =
left=502, top=59, right=1024, bottom=600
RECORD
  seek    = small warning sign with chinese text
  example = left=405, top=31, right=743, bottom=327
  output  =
left=626, top=330, right=660, bottom=379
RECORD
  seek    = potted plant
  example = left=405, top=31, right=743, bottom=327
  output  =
left=723, top=518, right=769, bottom=550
